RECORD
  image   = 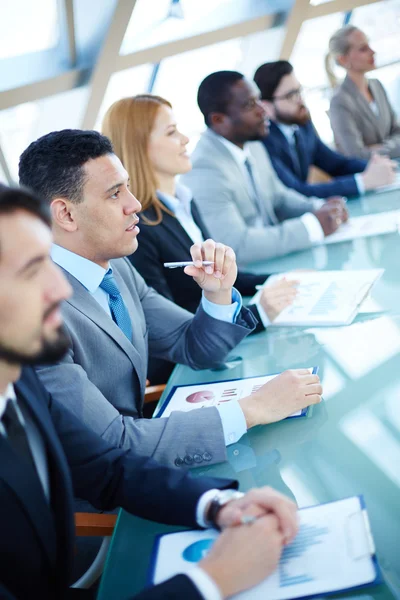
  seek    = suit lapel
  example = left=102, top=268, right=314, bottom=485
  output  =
left=15, top=374, right=76, bottom=584
left=112, top=265, right=147, bottom=399
left=269, top=122, right=307, bottom=180
left=191, top=202, right=211, bottom=239
left=294, top=129, right=309, bottom=180
left=204, top=129, right=255, bottom=204
left=343, top=76, right=382, bottom=138
left=0, top=438, right=58, bottom=567
left=160, top=210, right=200, bottom=253
left=62, top=268, right=144, bottom=382
left=0, top=376, right=73, bottom=570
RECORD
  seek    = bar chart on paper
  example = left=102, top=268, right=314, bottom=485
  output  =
left=251, top=270, right=383, bottom=326
left=151, top=497, right=378, bottom=600
left=279, top=523, right=329, bottom=587
left=155, top=369, right=318, bottom=419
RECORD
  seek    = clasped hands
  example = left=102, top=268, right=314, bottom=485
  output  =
left=200, top=487, right=299, bottom=598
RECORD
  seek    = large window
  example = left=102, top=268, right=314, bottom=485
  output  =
left=351, top=0, right=400, bottom=66
left=0, top=87, right=89, bottom=181
left=153, top=27, right=285, bottom=148
left=94, top=64, right=154, bottom=131
left=290, top=1, right=400, bottom=145
left=0, top=0, right=59, bottom=60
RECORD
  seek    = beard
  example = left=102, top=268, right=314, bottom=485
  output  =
left=0, top=324, right=70, bottom=366
left=276, top=106, right=310, bottom=127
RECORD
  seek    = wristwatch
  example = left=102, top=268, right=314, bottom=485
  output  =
left=206, top=489, right=244, bottom=530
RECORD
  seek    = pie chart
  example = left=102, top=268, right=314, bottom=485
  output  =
left=182, top=538, right=214, bottom=562
left=186, top=390, right=215, bottom=404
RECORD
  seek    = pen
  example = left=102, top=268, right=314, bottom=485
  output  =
left=163, top=261, right=214, bottom=269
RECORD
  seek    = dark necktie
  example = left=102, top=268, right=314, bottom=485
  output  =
left=2, top=400, right=36, bottom=471
left=100, top=270, right=133, bottom=341
left=289, top=130, right=303, bottom=179
left=244, top=158, right=269, bottom=225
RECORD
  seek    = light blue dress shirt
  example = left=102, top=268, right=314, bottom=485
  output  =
left=51, top=244, right=248, bottom=446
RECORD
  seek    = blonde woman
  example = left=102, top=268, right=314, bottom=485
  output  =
left=102, top=95, right=297, bottom=380
left=327, top=25, right=400, bottom=159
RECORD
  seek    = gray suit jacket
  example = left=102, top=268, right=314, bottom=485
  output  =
left=329, top=76, right=400, bottom=159
left=181, top=129, right=319, bottom=267
left=36, top=257, right=256, bottom=468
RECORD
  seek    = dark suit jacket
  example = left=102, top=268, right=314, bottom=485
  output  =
left=129, top=199, right=268, bottom=382
left=130, top=200, right=268, bottom=325
left=0, top=367, right=236, bottom=599
left=262, top=121, right=367, bottom=198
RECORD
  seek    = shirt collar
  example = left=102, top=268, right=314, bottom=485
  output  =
left=51, top=244, right=109, bottom=293
left=157, top=183, right=193, bottom=215
left=211, top=131, right=251, bottom=166
left=276, top=122, right=299, bottom=143
left=0, top=383, right=16, bottom=420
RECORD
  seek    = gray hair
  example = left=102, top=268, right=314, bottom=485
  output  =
left=325, top=25, right=360, bottom=88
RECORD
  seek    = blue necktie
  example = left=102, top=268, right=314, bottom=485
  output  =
left=100, top=270, right=133, bottom=341
left=244, top=158, right=269, bottom=225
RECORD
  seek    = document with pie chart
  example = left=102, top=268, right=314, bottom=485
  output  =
left=155, top=367, right=318, bottom=419
left=150, top=496, right=380, bottom=600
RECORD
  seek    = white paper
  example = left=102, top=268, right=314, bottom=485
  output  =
left=316, top=210, right=400, bottom=245
left=251, top=270, right=383, bottom=326
left=152, top=497, right=377, bottom=600
left=374, top=172, right=400, bottom=194
left=156, top=370, right=314, bottom=419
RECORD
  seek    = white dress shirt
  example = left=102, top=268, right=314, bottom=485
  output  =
left=51, top=245, right=248, bottom=447
left=216, top=134, right=325, bottom=244
left=160, top=185, right=272, bottom=329
left=277, top=122, right=365, bottom=196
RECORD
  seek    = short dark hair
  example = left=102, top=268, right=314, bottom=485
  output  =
left=19, top=129, right=114, bottom=204
left=254, top=61, right=293, bottom=100
left=197, top=71, right=244, bottom=126
left=0, top=184, right=51, bottom=258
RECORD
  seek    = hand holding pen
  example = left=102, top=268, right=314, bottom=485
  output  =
left=165, top=239, right=238, bottom=305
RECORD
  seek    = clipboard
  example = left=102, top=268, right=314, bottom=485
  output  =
left=148, top=495, right=382, bottom=600
left=155, top=367, right=319, bottom=419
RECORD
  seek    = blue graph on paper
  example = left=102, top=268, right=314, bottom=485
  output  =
left=182, top=538, right=214, bottom=562
left=279, top=523, right=329, bottom=587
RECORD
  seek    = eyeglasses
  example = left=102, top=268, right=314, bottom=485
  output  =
left=273, top=87, right=303, bottom=103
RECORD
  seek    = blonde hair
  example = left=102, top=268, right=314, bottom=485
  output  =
left=102, top=94, right=173, bottom=225
left=325, top=25, right=360, bottom=88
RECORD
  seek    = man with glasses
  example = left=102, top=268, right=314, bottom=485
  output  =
left=254, top=61, right=395, bottom=198
left=182, top=70, right=348, bottom=266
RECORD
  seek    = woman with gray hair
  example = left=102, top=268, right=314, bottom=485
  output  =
left=327, top=25, right=400, bottom=159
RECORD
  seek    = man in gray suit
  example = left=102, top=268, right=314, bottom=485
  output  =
left=18, top=129, right=322, bottom=469
left=181, top=71, right=348, bottom=267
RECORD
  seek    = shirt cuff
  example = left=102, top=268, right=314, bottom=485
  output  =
left=196, top=489, right=220, bottom=528
left=312, top=198, right=325, bottom=210
left=186, top=567, right=223, bottom=600
left=253, top=298, right=271, bottom=328
left=301, top=212, right=325, bottom=244
left=201, top=287, right=242, bottom=323
left=354, top=173, right=365, bottom=195
left=217, top=400, right=248, bottom=446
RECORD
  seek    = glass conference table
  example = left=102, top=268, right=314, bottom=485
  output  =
left=98, top=187, right=400, bottom=600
